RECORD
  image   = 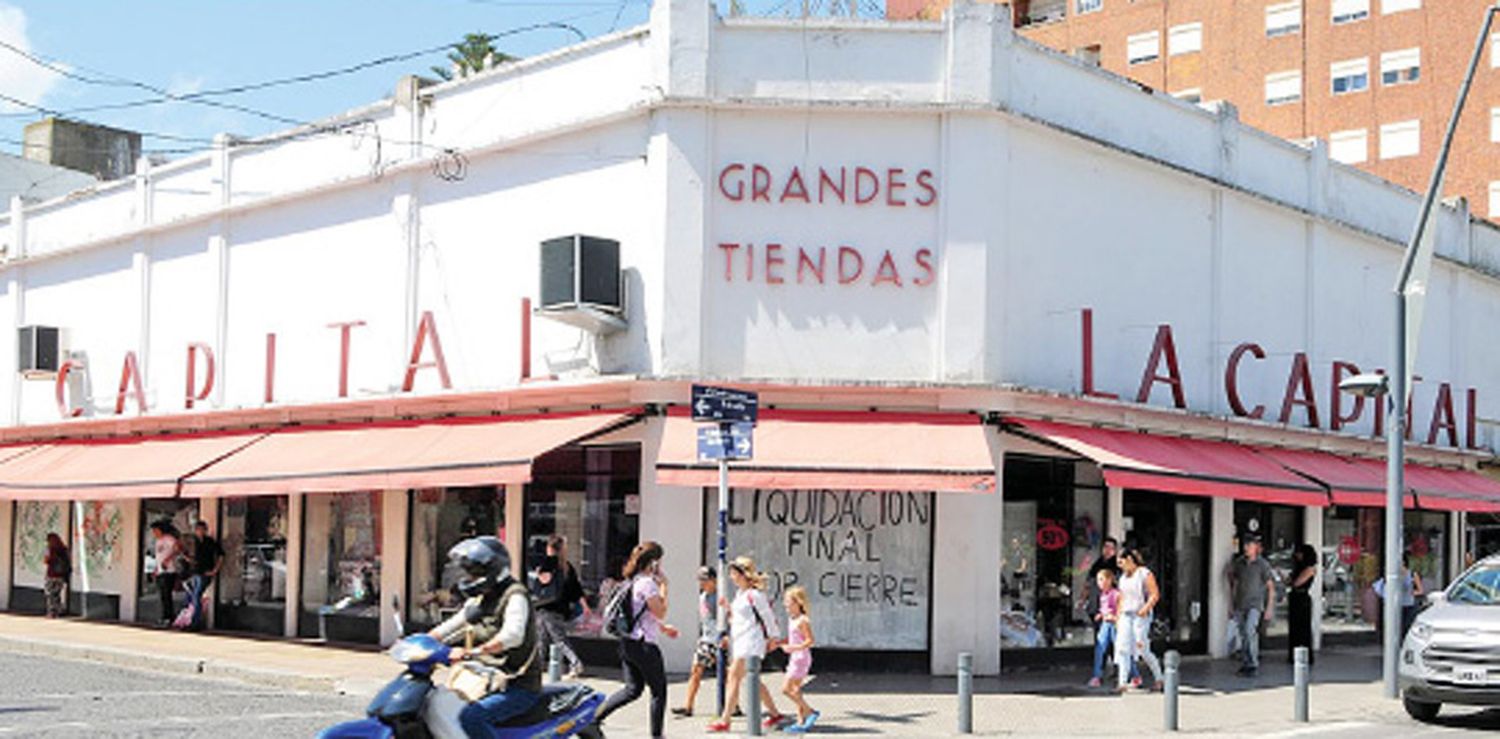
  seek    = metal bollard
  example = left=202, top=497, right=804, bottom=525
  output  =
left=957, top=652, right=974, bottom=734
left=747, top=655, right=763, bottom=736
left=1163, top=650, right=1181, bottom=732
left=1293, top=646, right=1310, bottom=722
left=547, top=643, right=561, bottom=682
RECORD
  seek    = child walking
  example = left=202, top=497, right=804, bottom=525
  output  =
left=672, top=566, right=719, bottom=718
left=779, top=586, right=820, bottom=733
left=1088, top=569, right=1120, bottom=688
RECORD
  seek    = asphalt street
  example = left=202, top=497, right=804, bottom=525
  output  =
left=0, top=651, right=367, bottom=738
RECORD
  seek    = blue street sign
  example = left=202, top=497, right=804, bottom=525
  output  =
left=697, top=422, right=754, bottom=461
left=691, top=385, right=759, bottom=424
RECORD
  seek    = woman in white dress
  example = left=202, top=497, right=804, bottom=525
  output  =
left=708, top=555, right=787, bottom=732
left=1115, top=548, right=1165, bottom=692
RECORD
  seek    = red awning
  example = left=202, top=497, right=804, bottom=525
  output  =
left=1008, top=419, right=1329, bottom=506
left=1407, top=464, right=1500, bottom=513
left=0, top=433, right=266, bottom=500
left=180, top=411, right=635, bottom=497
left=1253, top=448, right=1415, bottom=509
left=654, top=409, right=996, bottom=493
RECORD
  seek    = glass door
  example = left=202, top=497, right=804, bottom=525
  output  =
left=217, top=496, right=290, bottom=636
left=1122, top=492, right=1208, bottom=653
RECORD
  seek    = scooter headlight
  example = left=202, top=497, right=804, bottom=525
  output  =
left=389, top=639, right=434, bottom=664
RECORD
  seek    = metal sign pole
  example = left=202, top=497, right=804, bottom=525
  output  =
left=716, top=446, right=730, bottom=716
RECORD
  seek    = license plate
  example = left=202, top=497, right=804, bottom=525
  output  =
left=1454, top=667, right=1488, bottom=685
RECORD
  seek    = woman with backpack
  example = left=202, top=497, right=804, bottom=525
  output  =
left=591, top=541, right=679, bottom=739
left=708, top=555, right=787, bottom=733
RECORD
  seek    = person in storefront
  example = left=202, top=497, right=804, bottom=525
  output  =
left=1287, top=544, right=1317, bottom=665
left=1115, top=549, right=1164, bottom=692
left=1228, top=536, right=1276, bottom=677
left=709, top=555, right=786, bottom=732
left=43, top=533, right=70, bottom=619
left=593, top=540, right=679, bottom=739
left=1082, top=536, right=1120, bottom=668
left=1088, top=568, right=1121, bottom=688
left=1373, top=552, right=1425, bottom=638
left=529, top=534, right=585, bottom=679
left=185, top=521, right=224, bottom=631
left=430, top=536, right=544, bottom=736
left=149, top=521, right=187, bottom=627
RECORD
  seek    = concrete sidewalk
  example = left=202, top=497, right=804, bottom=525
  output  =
left=0, top=614, right=1436, bottom=736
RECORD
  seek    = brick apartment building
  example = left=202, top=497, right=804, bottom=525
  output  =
left=889, top=0, right=1500, bottom=221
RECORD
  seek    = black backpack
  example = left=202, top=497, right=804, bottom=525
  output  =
left=601, top=577, right=647, bottom=639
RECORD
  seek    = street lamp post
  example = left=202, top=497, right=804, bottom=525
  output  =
left=1339, top=3, right=1500, bottom=701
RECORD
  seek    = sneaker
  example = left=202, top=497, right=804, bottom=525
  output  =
left=671, top=707, right=693, bottom=718
left=784, top=724, right=808, bottom=735
left=802, top=711, right=821, bottom=731
left=707, top=720, right=731, bottom=733
left=1087, top=677, right=1102, bottom=688
left=764, top=714, right=789, bottom=729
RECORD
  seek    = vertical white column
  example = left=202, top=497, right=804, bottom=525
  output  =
left=118, top=499, right=142, bottom=622
left=380, top=490, right=409, bottom=646
left=1305, top=505, right=1324, bottom=651
left=932, top=427, right=1004, bottom=675
left=209, top=134, right=232, bottom=407
left=0, top=502, right=12, bottom=610
left=1107, top=486, right=1125, bottom=543
left=1207, top=496, right=1234, bottom=658
left=504, top=483, right=525, bottom=579
left=7, top=197, right=25, bottom=426
left=637, top=416, right=702, bottom=671
left=284, top=492, right=304, bottom=638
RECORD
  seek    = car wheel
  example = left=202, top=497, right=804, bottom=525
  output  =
left=1402, top=695, right=1440, bottom=722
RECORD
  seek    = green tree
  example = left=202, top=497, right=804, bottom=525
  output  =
left=431, top=33, right=516, bottom=81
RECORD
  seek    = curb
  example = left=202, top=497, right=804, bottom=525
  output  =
left=0, top=635, right=342, bottom=694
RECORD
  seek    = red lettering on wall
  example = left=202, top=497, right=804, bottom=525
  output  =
left=1468, top=387, right=1481, bottom=449
left=1278, top=352, right=1321, bottom=428
left=838, top=247, right=865, bottom=284
left=1224, top=342, right=1266, bottom=419
left=765, top=243, right=786, bottom=284
left=1081, top=309, right=1118, bottom=400
left=746, top=243, right=756, bottom=282
left=185, top=342, right=216, bottom=410
left=913, top=248, right=935, bottom=287
left=1428, top=382, right=1458, bottom=447
left=718, top=163, right=745, bottom=201
left=329, top=320, right=366, bottom=399
left=264, top=333, right=277, bottom=404
left=818, top=167, right=846, bottom=204
left=115, top=351, right=146, bottom=416
left=914, top=169, right=937, bottom=206
left=1330, top=361, right=1364, bottom=431
left=403, top=311, right=453, bottom=392
left=854, top=167, right=879, bottom=204
left=872, top=251, right=903, bottom=287
left=55, top=359, right=83, bottom=419
left=780, top=168, right=810, bottom=203
left=718, top=243, right=740, bottom=281
left=751, top=165, right=771, bottom=202
left=797, top=247, right=826, bottom=284
left=886, top=168, right=907, bottom=207
left=1136, top=325, right=1186, bottom=408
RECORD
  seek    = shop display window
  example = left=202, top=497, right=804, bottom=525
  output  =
left=524, top=445, right=640, bottom=638
left=1000, top=456, right=1106, bottom=650
left=137, top=499, right=199, bottom=596
left=408, top=486, right=503, bottom=628
left=301, top=491, right=382, bottom=642
left=218, top=496, right=290, bottom=634
left=1322, top=507, right=1451, bottom=635
left=1405, top=510, right=1447, bottom=592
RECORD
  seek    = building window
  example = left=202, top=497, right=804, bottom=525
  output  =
left=1332, top=0, right=1370, bottom=24
left=1331, top=58, right=1370, bottom=94
left=1168, top=22, right=1203, bottom=56
left=217, top=495, right=290, bottom=636
left=1267, top=2, right=1302, bottom=37
left=1127, top=31, right=1160, bottom=65
left=300, top=491, right=383, bottom=643
left=1000, top=456, right=1106, bottom=650
left=139, top=499, right=200, bottom=624
left=1329, top=129, right=1369, bottom=164
left=1322, top=506, right=1380, bottom=635
left=1076, top=0, right=1102, bottom=15
left=1380, top=119, right=1420, bottom=159
left=1381, top=48, right=1421, bottom=86
left=408, top=487, right=504, bottom=629
left=1382, top=0, right=1420, bottom=13
left=1174, top=88, right=1203, bottom=104
left=1265, top=71, right=1303, bottom=106
left=1490, top=181, right=1500, bottom=217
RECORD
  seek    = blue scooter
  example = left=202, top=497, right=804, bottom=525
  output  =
left=319, top=603, right=605, bottom=739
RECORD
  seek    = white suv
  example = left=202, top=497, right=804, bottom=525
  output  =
left=1399, top=554, right=1500, bottom=721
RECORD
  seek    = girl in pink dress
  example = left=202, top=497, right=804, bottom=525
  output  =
left=780, top=586, right=819, bottom=734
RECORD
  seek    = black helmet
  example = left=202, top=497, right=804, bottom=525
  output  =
left=448, top=536, right=511, bottom=598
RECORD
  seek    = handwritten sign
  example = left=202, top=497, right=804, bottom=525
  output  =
left=714, top=489, right=932, bottom=650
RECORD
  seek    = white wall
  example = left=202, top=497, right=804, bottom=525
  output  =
left=636, top=417, right=704, bottom=671
left=931, top=429, right=1004, bottom=675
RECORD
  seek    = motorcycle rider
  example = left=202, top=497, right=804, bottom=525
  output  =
left=430, top=536, right=544, bottom=737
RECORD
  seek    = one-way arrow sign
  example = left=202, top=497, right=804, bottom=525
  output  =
left=697, top=422, right=754, bottom=461
left=691, top=385, right=759, bottom=424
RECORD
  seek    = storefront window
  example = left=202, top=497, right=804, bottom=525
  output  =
left=1001, top=456, right=1106, bottom=650
left=218, top=496, right=290, bottom=635
left=136, top=499, right=198, bottom=623
left=409, top=487, right=503, bottom=628
left=1405, top=510, right=1447, bottom=592
left=1470, top=512, right=1500, bottom=562
left=1233, top=502, right=1302, bottom=637
left=300, top=491, right=382, bottom=642
left=525, top=445, right=640, bottom=638
left=11, top=500, right=70, bottom=613
left=1322, top=507, right=1451, bottom=635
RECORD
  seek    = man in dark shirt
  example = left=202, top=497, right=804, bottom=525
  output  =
left=530, top=534, right=584, bottom=678
left=187, top=521, right=223, bottom=631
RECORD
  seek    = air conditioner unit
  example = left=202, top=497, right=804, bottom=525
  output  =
left=537, top=235, right=625, bottom=334
left=18, top=325, right=60, bottom=375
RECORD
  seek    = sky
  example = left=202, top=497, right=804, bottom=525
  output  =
left=0, top=0, right=881, bottom=164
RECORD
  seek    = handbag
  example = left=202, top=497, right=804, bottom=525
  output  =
left=447, top=621, right=539, bottom=703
